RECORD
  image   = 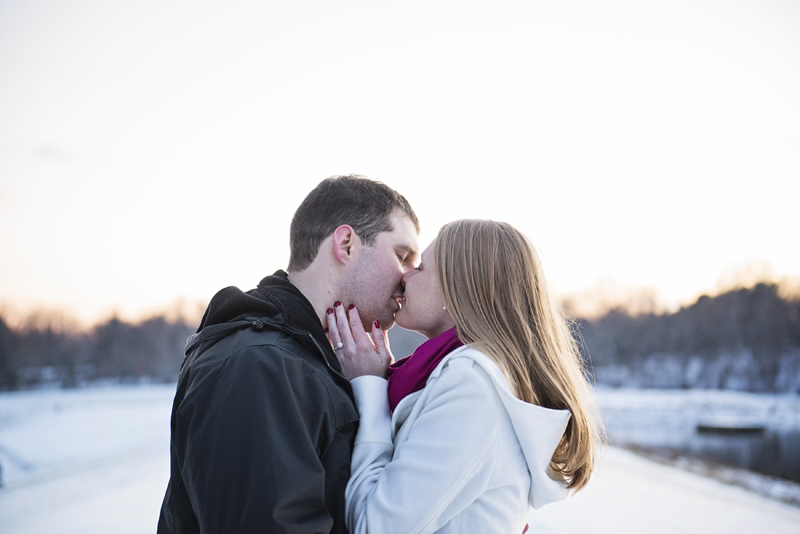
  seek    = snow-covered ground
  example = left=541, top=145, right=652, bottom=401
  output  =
left=0, top=385, right=799, bottom=533
left=0, top=385, right=173, bottom=533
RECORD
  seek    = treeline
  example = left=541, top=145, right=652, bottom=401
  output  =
left=0, top=314, right=194, bottom=391
left=0, top=310, right=427, bottom=392
left=0, top=311, right=426, bottom=392
left=577, top=283, right=800, bottom=393
left=1, top=282, right=799, bottom=393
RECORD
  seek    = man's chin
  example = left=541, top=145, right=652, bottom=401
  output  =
left=360, top=314, right=396, bottom=332
left=376, top=314, right=396, bottom=331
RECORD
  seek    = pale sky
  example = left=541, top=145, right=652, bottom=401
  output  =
left=1, top=0, right=799, bottom=325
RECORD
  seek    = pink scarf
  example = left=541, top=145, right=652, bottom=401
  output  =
left=387, top=327, right=463, bottom=412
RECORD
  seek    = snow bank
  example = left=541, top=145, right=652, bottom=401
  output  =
left=1, top=385, right=799, bottom=533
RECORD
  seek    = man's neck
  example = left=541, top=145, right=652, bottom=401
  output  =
left=286, top=269, right=336, bottom=330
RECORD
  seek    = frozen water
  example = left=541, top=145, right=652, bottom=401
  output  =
left=595, top=387, right=800, bottom=484
left=594, top=387, right=800, bottom=433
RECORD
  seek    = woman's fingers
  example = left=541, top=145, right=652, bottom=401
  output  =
left=370, top=321, right=395, bottom=367
left=326, top=306, right=341, bottom=349
left=346, top=306, right=375, bottom=350
left=333, top=301, right=355, bottom=350
left=328, top=303, right=391, bottom=380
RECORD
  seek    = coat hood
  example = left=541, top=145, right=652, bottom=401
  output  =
left=443, top=347, right=571, bottom=509
left=184, top=270, right=343, bottom=377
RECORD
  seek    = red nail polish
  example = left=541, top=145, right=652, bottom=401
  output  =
left=348, top=304, right=355, bottom=310
left=374, top=320, right=380, bottom=329
left=334, top=301, right=341, bottom=307
left=327, top=308, right=333, bottom=315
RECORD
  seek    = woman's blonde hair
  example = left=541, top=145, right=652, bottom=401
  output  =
left=435, top=219, right=602, bottom=491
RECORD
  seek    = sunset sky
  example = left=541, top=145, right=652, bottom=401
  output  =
left=1, top=0, right=799, bottom=326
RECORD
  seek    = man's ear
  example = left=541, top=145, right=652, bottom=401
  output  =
left=332, top=225, right=358, bottom=265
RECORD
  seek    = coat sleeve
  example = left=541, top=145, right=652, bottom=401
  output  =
left=345, top=358, right=502, bottom=534
left=174, top=344, right=349, bottom=533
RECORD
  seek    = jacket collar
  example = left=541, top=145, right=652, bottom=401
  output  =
left=186, top=271, right=341, bottom=376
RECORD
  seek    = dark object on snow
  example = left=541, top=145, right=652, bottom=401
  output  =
left=696, top=417, right=766, bottom=435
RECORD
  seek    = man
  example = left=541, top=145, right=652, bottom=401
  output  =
left=157, top=175, right=420, bottom=533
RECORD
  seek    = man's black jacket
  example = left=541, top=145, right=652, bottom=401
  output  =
left=157, top=270, right=358, bottom=533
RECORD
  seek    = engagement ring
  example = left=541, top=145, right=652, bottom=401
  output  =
left=334, top=341, right=344, bottom=351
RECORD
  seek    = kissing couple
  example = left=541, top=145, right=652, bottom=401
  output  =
left=158, top=175, right=602, bottom=533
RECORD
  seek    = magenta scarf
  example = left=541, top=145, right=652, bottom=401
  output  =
left=386, top=327, right=463, bottom=412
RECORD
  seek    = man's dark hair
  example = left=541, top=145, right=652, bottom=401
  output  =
left=288, top=175, right=420, bottom=272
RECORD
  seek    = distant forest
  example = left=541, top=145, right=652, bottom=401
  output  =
left=0, top=282, right=798, bottom=393
left=0, top=314, right=194, bottom=391
left=577, top=283, right=800, bottom=393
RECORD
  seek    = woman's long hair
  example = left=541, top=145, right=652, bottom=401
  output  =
left=435, top=219, right=602, bottom=491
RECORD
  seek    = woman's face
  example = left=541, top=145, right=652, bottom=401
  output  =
left=395, top=238, right=456, bottom=339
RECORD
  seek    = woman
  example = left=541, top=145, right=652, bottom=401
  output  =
left=327, top=219, right=601, bottom=534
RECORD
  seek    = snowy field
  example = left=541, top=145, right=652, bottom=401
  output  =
left=1, top=385, right=799, bottom=533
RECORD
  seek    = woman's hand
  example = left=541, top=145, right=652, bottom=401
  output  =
left=327, top=303, right=394, bottom=380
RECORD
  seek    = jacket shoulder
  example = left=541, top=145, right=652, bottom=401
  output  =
left=182, top=327, right=302, bottom=382
left=434, top=347, right=510, bottom=390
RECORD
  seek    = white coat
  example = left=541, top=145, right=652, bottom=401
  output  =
left=346, top=345, right=571, bottom=534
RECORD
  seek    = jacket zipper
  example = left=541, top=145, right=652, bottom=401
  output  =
left=306, top=332, right=354, bottom=397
